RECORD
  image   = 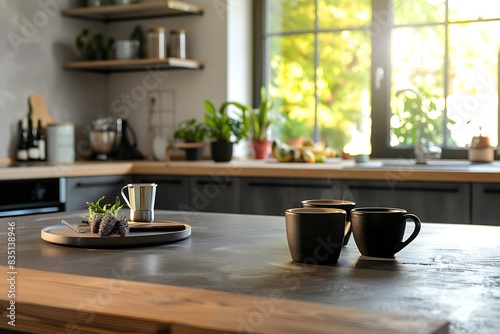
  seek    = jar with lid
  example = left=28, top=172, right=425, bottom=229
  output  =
left=169, top=29, right=186, bottom=59
left=147, top=27, right=166, bottom=59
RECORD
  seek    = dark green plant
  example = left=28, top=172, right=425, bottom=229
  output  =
left=174, top=118, right=208, bottom=143
left=249, top=86, right=273, bottom=140
left=76, top=29, right=114, bottom=60
left=204, top=100, right=250, bottom=143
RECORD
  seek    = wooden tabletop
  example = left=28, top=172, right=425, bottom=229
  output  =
left=2, top=210, right=500, bottom=333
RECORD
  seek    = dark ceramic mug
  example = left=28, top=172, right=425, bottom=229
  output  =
left=285, top=208, right=346, bottom=265
left=351, top=207, right=421, bottom=258
left=301, top=199, right=356, bottom=246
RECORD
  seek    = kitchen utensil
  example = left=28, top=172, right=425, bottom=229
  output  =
left=89, top=118, right=144, bottom=160
left=29, top=94, right=54, bottom=130
left=63, top=219, right=187, bottom=233
left=121, top=183, right=157, bottom=222
left=41, top=222, right=191, bottom=248
left=151, top=96, right=167, bottom=161
left=62, top=219, right=87, bottom=233
left=46, top=122, right=75, bottom=163
left=469, top=127, right=494, bottom=162
left=114, top=40, right=139, bottom=60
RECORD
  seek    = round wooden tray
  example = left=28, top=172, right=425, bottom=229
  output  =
left=41, top=221, right=191, bottom=248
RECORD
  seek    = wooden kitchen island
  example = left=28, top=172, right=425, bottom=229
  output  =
left=1, top=210, right=499, bottom=333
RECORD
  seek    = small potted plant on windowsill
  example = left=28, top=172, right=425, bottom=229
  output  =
left=280, top=113, right=309, bottom=147
left=204, top=99, right=249, bottom=162
left=249, top=86, right=273, bottom=159
left=172, top=118, right=208, bottom=161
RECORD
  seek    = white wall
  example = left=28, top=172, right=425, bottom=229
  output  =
left=0, top=0, right=253, bottom=161
left=0, top=0, right=107, bottom=159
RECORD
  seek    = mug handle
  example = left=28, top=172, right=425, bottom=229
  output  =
left=120, top=185, right=131, bottom=207
left=394, top=213, right=421, bottom=253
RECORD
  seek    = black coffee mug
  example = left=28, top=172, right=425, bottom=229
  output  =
left=351, top=207, right=421, bottom=258
left=301, top=199, right=356, bottom=247
left=285, top=208, right=346, bottom=265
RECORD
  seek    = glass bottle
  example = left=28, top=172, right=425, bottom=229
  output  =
left=16, top=117, right=29, bottom=162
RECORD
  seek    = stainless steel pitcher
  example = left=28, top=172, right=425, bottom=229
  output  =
left=121, top=183, right=157, bottom=222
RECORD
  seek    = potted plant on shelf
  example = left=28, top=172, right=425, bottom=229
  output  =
left=204, top=100, right=249, bottom=162
left=249, top=86, right=273, bottom=159
left=76, top=29, right=114, bottom=60
left=173, top=118, right=208, bottom=161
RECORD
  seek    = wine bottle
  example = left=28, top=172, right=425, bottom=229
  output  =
left=16, top=117, right=29, bottom=162
left=28, top=118, right=40, bottom=161
left=37, top=119, right=46, bottom=161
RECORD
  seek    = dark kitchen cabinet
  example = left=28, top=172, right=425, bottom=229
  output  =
left=343, top=180, right=471, bottom=224
left=65, top=175, right=131, bottom=211
left=239, top=177, right=348, bottom=216
left=471, top=183, right=500, bottom=226
left=133, top=175, right=189, bottom=211
left=187, top=176, right=240, bottom=213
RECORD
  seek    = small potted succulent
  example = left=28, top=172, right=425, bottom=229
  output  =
left=173, top=118, right=208, bottom=161
left=204, top=99, right=249, bottom=162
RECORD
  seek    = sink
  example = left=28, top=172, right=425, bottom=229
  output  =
left=351, top=159, right=500, bottom=171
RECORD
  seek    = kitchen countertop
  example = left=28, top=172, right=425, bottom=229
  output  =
left=2, top=158, right=500, bottom=182
left=1, top=210, right=500, bottom=333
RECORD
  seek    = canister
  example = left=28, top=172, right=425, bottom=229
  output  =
left=46, top=123, right=75, bottom=163
left=169, top=29, right=186, bottom=59
left=147, top=27, right=166, bottom=59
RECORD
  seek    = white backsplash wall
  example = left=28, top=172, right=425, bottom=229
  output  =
left=106, top=0, right=252, bottom=160
left=0, top=0, right=108, bottom=160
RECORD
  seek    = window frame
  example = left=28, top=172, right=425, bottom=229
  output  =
left=255, top=0, right=498, bottom=159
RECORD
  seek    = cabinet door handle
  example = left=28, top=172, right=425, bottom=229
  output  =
left=349, top=185, right=459, bottom=193
left=248, top=182, right=332, bottom=189
left=196, top=180, right=232, bottom=186
left=139, top=180, right=183, bottom=185
left=483, top=188, right=500, bottom=194
left=75, top=179, right=126, bottom=188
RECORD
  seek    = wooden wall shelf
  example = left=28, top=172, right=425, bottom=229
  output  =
left=62, top=0, right=203, bottom=22
left=64, top=58, right=204, bottom=74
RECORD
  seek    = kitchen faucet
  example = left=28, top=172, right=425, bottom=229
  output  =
left=395, top=87, right=428, bottom=164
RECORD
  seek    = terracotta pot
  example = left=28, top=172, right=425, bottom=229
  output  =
left=251, top=139, right=271, bottom=160
left=211, top=141, right=233, bottom=162
left=286, top=137, right=304, bottom=148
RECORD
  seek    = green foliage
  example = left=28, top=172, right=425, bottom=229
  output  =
left=392, top=87, right=454, bottom=147
left=86, top=196, right=124, bottom=219
left=279, top=112, right=310, bottom=141
left=76, top=29, right=114, bottom=60
left=249, top=86, right=273, bottom=140
left=174, top=118, right=208, bottom=143
left=268, top=1, right=371, bottom=152
left=204, top=100, right=250, bottom=143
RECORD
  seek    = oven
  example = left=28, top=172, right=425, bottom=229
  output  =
left=0, top=178, right=66, bottom=218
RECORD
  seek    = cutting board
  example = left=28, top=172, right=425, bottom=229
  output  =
left=41, top=221, right=191, bottom=248
left=29, top=94, right=54, bottom=129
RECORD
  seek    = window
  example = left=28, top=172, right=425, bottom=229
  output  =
left=257, top=0, right=500, bottom=159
